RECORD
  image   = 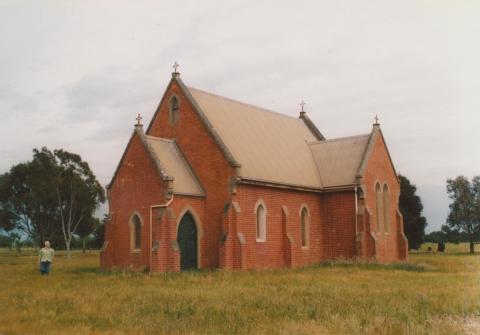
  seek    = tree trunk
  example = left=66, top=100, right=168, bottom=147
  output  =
left=66, top=241, right=71, bottom=259
left=82, top=238, right=86, bottom=254
left=470, top=241, right=475, bottom=254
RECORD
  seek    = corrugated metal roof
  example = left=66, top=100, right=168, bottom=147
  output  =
left=145, top=136, right=204, bottom=196
left=309, top=134, right=370, bottom=188
left=188, top=87, right=323, bottom=189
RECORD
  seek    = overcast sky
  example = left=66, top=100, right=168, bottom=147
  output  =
left=1, top=1, right=479, bottom=232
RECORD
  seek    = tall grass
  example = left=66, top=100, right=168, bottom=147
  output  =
left=0, top=245, right=479, bottom=334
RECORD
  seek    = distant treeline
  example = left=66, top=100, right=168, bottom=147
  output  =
left=424, top=227, right=477, bottom=244
left=0, top=223, right=105, bottom=252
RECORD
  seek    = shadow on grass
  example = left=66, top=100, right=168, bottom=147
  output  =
left=71, top=258, right=439, bottom=278
left=67, top=266, right=105, bottom=274
left=311, top=260, right=430, bottom=272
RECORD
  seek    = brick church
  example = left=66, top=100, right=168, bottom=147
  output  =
left=100, top=69, right=408, bottom=272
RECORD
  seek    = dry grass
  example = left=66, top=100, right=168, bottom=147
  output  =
left=413, top=242, right=478, bottom=254
left=0, top=245, right=479, bottom=335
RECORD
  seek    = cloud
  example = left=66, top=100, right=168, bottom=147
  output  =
left=1, top=0, right=479, bottom=232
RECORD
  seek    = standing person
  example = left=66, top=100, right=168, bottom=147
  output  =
left=39, top=241, right=54, bottom=275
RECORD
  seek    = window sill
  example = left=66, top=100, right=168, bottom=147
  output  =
left=256, top=239, right=266, bottom=243
left=130, top=249, right=141, bottom=254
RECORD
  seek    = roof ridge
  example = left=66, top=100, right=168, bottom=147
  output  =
left=187, top=86, right=303, bottom=122
left=308, top=133, right=370, bottom=145
left=145, top=135, right=174, bottom=143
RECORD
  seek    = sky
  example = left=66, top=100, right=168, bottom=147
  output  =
left=1, top=1, right=479, bottom=232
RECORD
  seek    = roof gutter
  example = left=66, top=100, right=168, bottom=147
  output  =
left=238, top=178, right=359, bottom=194
left=321, top=184, right=358, bottom=193
left=238, top=178, right=322, bottom=193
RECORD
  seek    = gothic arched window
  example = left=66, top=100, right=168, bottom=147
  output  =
left=383, top=184, right=390, bottom=233
left=300, top=207, right=309, bottom=248
left=256, top=203, right=267, bottom=242
left=169, top=96, right=179, bottom=124
left=375, top=182, right=383, bottom=233
left=130, top=214, right=142, bottom=251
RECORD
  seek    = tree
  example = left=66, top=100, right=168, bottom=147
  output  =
left=0, top=147, right=105, bottom=256
left=9, top=232, right=22, bottom=253
left=76, top=216, right=101, bottom=253
left=0, top=233, right=11, bottom=248
left=398, top=175, right=427, bottom=250
left=53, top=149, right=106, bottom=258
left=92, top=214, right=108, bottom=249
left=0, top=153, right=61, bottom=245
left=446, top=176, right=480, bottom=254
left=424, top=230, right=446, bottom=244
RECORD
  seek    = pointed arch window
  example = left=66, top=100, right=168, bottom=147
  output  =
left=169, top=96, right=179, bottom=125
left=130, top=214, right=142, bottom=251
left=256, top=203, right=267, bottom=242
left=375, top=182, right=383, bottom=233
left=383, top=184, right=390, bottom=233
left=300, top=207, right=309, bottom=248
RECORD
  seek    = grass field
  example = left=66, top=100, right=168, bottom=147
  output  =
left=0, top=245, right=479, bottom=335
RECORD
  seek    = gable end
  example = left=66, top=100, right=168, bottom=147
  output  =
left=146, top=74, right=241, bottom=169
left=356, top=126, right=399, bottom=184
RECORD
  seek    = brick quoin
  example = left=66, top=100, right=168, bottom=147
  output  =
left=101, top=75, right=408, bottom=272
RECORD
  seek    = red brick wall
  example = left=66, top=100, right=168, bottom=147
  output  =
left=147, top=79, right=235, bottom=268
left=227, top=184, right=356, bottom=269
left=363, top=129, right=405, bottom=262
left=150, top=196, right=205, bottom=272
left=102, top=130, right=207, bottom=271
left=232, top=184, right=324, bottom=269
left=102, top=132, right=167, bottom=270
left=322, top=191, right=357, bottom=260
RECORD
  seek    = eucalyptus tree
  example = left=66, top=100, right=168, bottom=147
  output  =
left=446, top=175, right=480, bottom=254
left=0, top=147, right=105, bottom=257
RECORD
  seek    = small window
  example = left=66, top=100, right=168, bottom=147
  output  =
left=130, top=214, right=142, bottom=251
left=383, top=184, right=390, bottom=233
left=300, top=207, right=309, bottom=248
left=256, top=203, right=266, bottom=242
left=375, top=182, right=383, bottom=233
left=169, top=96, right=179, bottom=124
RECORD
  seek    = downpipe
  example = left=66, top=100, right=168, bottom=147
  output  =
left=149, top=195, right=174, bottom=272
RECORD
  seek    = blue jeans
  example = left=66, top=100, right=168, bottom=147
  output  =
left=40, top=261, right=51, bottom=275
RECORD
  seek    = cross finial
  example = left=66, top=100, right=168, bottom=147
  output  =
left=300, top=100, right=306, bottom=113
left=136, top=113, right=143, bottom=125
left=374, top=115, right=380, bottom=125
left=173, top=61, right=179, bottom=73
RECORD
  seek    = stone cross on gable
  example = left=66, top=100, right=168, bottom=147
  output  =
left=374, top=115, right=380, bottom=125
left=300, top=100, right=306, bottom=113
left=173, top=61, right=179, bottom=73
left=136, top=113, right=142, bottom=125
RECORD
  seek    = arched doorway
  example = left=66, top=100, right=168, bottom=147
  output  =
left=177, top=212, right=198, bottom=270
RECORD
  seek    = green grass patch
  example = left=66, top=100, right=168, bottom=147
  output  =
left=0, top=244, right=479, bottom=334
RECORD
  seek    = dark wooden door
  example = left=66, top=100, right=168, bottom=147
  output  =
left=177, top=213, right=198, bottom=270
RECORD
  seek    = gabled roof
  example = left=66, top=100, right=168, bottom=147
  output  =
left=188, top=87, right=323, bottom=189
left=309, top=134, right=370, bottom=188
left=138, top=74, right=398, bottom=192
left=108, top=127, right=204, bottom=196
left=144, top=136, right=204, bottom=196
